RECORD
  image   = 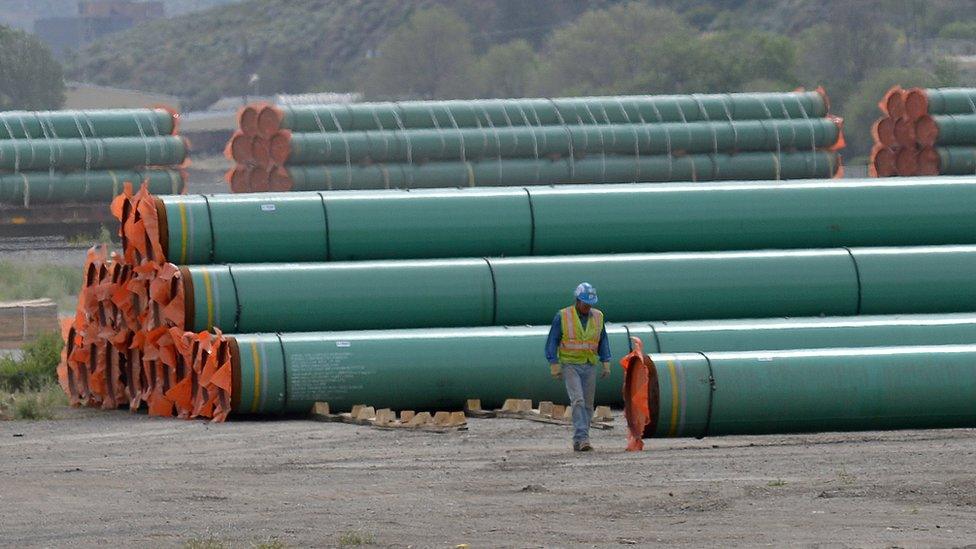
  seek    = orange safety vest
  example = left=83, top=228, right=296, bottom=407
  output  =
left=557, top=305, right=604, bottom=365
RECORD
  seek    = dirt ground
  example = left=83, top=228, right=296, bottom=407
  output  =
left=1, top=409, right=974, bottom=548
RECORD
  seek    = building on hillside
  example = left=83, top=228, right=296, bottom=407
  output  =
left=33, top=1, right=164, bottom=58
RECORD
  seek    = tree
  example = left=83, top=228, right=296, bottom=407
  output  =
left=358, top=6, right=475, bottom=100
left=534, top=4, right=696, bottom=96
left=795, top=1, right=902, bottom=109
left=472, top=40, right=539, bottom=98
left=0, top=25, right=64, bottom=110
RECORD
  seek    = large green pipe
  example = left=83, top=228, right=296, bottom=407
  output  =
left=0, top=108, right=176, bottom=140
left=161, top=178, right=976, bottom=265
left=259, top=92, right=829, bottom=135
left=283, top=151, right=840, bottom=191
left=906, top=88, right=976, bottom=118
left=181, top=246, right=976, bottom=333
left=276, top=118, right=840, bottom=165
left=649, top=346, right=976, bottom=437
left=226, top=314, right=976, bottom=416
left=0, top=136, right=186, bottom=171
left=0, top=169, right=184, bottom=204
left=915, top=114, right=976, bottom=146
left=936, top=147, right=976, bottom=175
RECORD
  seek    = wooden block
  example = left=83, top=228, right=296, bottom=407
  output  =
left=356, top=406, right=376, bottom=421
left=433, top=411, right=451, bottom=426
left=374, top=408, right=395, bottom=426
left=311, top=402, right=330, bottom=417
left=449, top=411, right=467, bottom=427
left=537, top=401, right=554, bottom=418
left=408, top=411, right=432, bottom=426
left=501, top=399, right=520, bottom=412
left=594, top=406, right=613, bottom=421
left=350, top=404, right=364, bottom=418
left=551, top=404, right=566, bottom=419
left=465, top=399, right=482, bottom=412
left=562, top=406, right=573, bottom=420
left=400, top=410, right=415, bottom=423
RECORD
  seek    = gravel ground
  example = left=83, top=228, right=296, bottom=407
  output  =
left=1, top=408, right=974, bottom=548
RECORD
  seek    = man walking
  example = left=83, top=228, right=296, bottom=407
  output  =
left=545, top=282, right=611, bottom=451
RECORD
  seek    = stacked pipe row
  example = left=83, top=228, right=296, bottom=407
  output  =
left=57, top=178, right=976, bottom=429
left=871, top=87, right=976, bottom=177
left=0, top=108, right=188, bottom=206
left=224, top=91, right=844, bottom=193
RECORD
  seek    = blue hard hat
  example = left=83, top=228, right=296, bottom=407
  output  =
left=574, top=282, right=598, bottom=305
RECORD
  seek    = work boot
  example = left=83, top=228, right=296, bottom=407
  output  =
left=579, top=441, right=593, bottom=452
left=573, top=441, right=583, bottom=452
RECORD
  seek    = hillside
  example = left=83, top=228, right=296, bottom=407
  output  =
left=66, top=0, right=616, bottom=109
left=0, top=0, right=242, bottom=31
left=66, top=0, right=976, bottom=114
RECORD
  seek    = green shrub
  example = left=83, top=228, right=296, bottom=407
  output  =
left=939, top=21, right=976, bottom=40
left=0, top=332, right=63, bottom=392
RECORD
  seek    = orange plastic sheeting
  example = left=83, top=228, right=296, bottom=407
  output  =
left=257, top=104, right=286, bottom=138
left=917, top=147, right=940, bottom=176
left=237, top=102, right=268, bottom=137
left=904, top=87, right=929, bottom=120
left=914, top=115, right=938, bottom=148
left=619, top=336, right=653, bottom=451
left=895, top=147, right=919, bottom=177
left=880, top=86, right=906, bottom=119
left=894, top=118, right=917, bottom=147
left=825, top=116, right=846, bottom=152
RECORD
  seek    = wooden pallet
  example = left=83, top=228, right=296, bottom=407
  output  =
left=465, top=399, right=615, bottom=430
left=309, top=402, right=468, bottom=433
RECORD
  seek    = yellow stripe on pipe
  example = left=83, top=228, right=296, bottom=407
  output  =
left=201, top=267, right=214, bottom=330
left=666, top=360, right=680, bottom=437
left=177, top=201, right=189, bottom=264
left=249, top=341, right=261, bottom=413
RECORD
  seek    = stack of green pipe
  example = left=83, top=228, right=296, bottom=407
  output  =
left=183, top=246, right=976, bottom=332
left=227, top=315, right=976, bottom=423
left=263, top=92, right=829, bottom=134
left=0, top=108, right=186, bottom=206
left=0, top=136, right=186, bottom=171
left=160, top=178, right=976, bottom=265
left=907, top=88, right=976, bottom=118
left=241, top=91, right=841, bottom=192
left=280, top=119, right=840, bottom=164
left=0, top=169, right=184, bottom=204
left=0, top=108, right=176, bottom=139
left=283, top=151, right=840, bottom=191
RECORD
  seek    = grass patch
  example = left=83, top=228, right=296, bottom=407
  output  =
left=0, top=261, right=82, bottom=311
left=0, top=332, right=63, bottom=392
left=183, top=539, right=227, bottom=549
left=837, top=470, right=857, bottom=485
left=254, top=540, right=287, bottom=549
left=339, top=530, right=375, bottom=546
left=67, top=226, right=115, bottom=247
left=181, top=537, right=288, bottom=549
left=767, top=479, right=787, bottom=487
left=0, top=332, right=66, bottom=420
left=1, top=382, right=66, bottom=420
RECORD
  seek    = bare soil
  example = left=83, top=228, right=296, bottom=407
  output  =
left=1, top=408, right=974, bottom=548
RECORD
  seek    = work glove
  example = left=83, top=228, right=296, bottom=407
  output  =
left=550, top=363, right=562, bottom=380
left=601, top=362, right=611, bottom=379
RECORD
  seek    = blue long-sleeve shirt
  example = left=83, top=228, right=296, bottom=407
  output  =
left=545, top=310, right=611, bottom=364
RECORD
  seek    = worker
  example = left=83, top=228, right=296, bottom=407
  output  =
left=545, top=282, right=611, bottom=451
